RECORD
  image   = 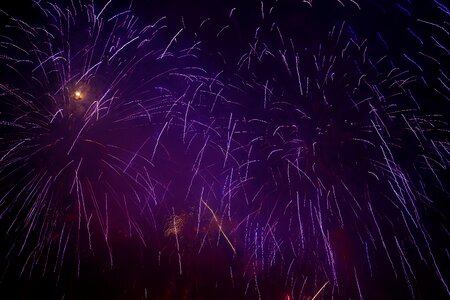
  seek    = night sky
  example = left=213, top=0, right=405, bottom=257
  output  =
left=0, top=0, right=449, bottom=299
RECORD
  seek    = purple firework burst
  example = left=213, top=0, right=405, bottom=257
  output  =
left=0, top=0, right=212, bottom=280
left=222, top=9, right=449, bottom=298
left=0, top=0, right=449, bottom=299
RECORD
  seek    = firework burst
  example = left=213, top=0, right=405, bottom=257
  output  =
left=222, top=10, right=449, bottom=297
left=0, top=0, right=210, bottom=280
left=0, top=0, right=449, bottom=299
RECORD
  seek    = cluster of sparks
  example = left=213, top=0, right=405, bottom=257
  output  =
left=0, top=0, right=449, bottom=299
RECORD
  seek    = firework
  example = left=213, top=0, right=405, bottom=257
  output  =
left=217, top=4, right=449, bottom=298
left=0, top=0, right=212, bottom=281
left=170, top=1, right=450, bottom=298
left=0, top=0, right=448, bottom=299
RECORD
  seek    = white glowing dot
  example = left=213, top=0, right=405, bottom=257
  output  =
left=73, top=90, right=83, bottom=101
